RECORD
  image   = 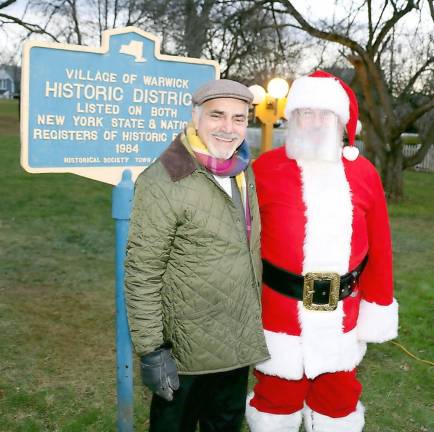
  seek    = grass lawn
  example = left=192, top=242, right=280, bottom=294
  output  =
left=0, top=99, right=433, bottom=431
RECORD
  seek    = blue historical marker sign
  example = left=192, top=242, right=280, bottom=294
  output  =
left=21, top=27, right=219, bottom=184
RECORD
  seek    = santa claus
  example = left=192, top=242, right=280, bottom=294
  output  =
left=246, top=71, right=399, bottom=432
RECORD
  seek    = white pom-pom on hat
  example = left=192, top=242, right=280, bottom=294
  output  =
left=342, top=146, right=359, bottom=161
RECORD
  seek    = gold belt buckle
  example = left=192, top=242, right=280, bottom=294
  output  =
left=303, top=272, right=340, bottom=311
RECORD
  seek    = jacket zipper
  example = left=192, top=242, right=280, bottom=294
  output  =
left=199, top=169, right=262, bottom=305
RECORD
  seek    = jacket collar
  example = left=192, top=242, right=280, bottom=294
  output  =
left=160, top=133, right=198, bottom=182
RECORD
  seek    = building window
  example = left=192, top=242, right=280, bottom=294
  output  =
left=0, top=79, right=6, bottom=90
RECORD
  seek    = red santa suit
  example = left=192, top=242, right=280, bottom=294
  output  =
left=246, top=72, right=398, bottom=432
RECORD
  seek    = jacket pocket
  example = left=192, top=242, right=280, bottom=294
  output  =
left=171, top=304, right=232, bottom=371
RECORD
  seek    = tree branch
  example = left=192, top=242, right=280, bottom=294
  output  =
left=0, top=12, right=59, bottom=40
left=280, top=0, right=398, bottom=131
left=400, top=56, right=434, bottom=97
left=367, top=0, right=374, bottom=47
left=65, top=0, right=82, bottom=45
left=372, top=0, right=388, bottom=37
left=350, top=55, right=386, bottom=140
left=403, top=124, right=434, bottom=168
left=404, top=109, right=434, bottom=168
left=113, top=0, right=119, bottom=28
left=279, top=0, right=367, bottom=58
left=371, top=0, right=415, bottom=55
left=270, top=2, right=287, bottom=63
left=0, top=0, right=16, bottom=9
left=396, top=99, right=434, bottom=135
left=428, top=0, right=434, bottom=21
left=375, top=34, right=392, bottom=64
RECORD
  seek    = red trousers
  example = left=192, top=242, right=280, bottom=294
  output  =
left=250, top=369, right=362, bottom=418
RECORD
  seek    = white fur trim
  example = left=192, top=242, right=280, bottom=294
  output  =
left=342, top=146, right=359, bottom=161
left=357, top=298, right=399, bottom=342
left=298, top=160, right=353, bottom=275
left=285, top=76, right=349, bottom=124
left=246, top=393, right=302, bottom=432
left=298, top=302, right=367, bottom=379
left=256, top=321, right=366, bottom=380
left=297, top=160, right=366, bottom=378
left=303, top=402, right=365, bottom=432
left=255, top=330, right=304, bottom=380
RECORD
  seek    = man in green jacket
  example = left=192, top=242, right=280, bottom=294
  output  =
left=124, top=79, right=269, bottom=432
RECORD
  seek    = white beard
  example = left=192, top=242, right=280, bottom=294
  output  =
left=285, top=116, right=344, bottom=163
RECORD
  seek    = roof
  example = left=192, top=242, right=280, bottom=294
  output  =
left=0, top=68, right=13, bottom=80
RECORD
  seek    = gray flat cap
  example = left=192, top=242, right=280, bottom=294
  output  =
left=192, top=79, right=253, bottom=105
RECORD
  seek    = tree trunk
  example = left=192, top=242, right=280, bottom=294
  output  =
left=361, top=118, right=381, bottom=165
left=183, top=0, right=212, bottom=58
left=382, top=142, right=404, bottom=202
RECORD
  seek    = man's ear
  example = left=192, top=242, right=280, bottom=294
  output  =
left=192, top=106, right=200, bottom=129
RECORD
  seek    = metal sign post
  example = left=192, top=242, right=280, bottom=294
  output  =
left=20, top=27, right=219, bottom=431
left=112, top=169, right=134, bottom=431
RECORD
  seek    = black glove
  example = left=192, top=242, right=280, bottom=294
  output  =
left=139, top=347, right=180, bottom=401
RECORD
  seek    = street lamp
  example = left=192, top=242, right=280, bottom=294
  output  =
left=249, top=77, right=290, bottom=154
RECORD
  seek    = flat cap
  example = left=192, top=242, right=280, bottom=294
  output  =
left=192, top=79, right=253, bottom=105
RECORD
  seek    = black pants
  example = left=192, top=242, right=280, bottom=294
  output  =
left=149, top=366, right=249, bottom=432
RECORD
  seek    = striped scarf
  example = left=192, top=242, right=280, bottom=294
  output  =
left=181, top=124, right=252, bottom=240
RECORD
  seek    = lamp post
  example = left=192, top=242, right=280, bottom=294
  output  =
left=249, top=78, right=290, bottom=154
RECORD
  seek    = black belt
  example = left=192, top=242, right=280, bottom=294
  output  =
left=262, top=256, right=368, bottom=311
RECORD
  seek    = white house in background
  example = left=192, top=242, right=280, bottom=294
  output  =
left=0, top=68, right=15, bottom=99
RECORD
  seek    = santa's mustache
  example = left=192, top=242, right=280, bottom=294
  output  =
left=211, top=132, right=240, bottom=141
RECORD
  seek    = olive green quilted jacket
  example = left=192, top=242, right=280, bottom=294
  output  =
left=124, top=135, right=269, bottom=374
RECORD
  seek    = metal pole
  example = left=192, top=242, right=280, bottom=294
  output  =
left=260, top=122, right=274, bottom=154
left=112, top=169, right=134, bottom=432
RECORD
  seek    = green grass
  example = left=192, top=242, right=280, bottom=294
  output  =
left=1, top=99, right=433, bottom=431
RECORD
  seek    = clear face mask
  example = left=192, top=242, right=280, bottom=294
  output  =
left=285, top=109, right=345, bottom=162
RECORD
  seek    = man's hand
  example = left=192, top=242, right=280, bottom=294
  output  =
left=139, top=347, right=180, bottom=401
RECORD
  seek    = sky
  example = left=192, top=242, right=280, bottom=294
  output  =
left=1, top=0, right=432, bottom=69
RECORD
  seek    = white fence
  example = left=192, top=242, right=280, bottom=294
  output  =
left=246, top=128, right=434, bottom=172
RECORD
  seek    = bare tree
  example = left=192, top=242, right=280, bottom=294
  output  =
left=183, top=0, right=215, bottom=57
left=128, top=0, right=215, bottom=57
left=1, top=0, right=155, bottom=48
left=2, top=0, right=301, bottom=81
left=260, top=0, right=434, bottom=201
left=133, top=1, right=300, bottom=81
left=0, top=0, right=59, bottom=41
left=203, top=3, right=300, bottom=82
left=84, top=0, right=153, bottom=44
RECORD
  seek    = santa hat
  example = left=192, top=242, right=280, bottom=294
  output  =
left=285, top=70, right=360, bottom=161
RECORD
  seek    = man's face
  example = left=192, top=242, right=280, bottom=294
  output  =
left=295, top=108, right=337, bottom=130
left=192, top=97, right=248, bottom=160
left=285, top=108, right=344, bottom=162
